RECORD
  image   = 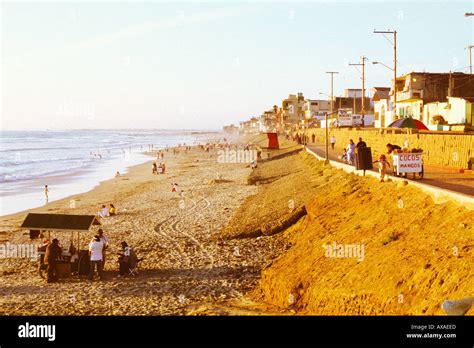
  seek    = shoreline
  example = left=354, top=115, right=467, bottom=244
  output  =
left=0, top=152, right=154, bottom=218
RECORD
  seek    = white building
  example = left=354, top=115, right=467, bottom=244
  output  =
left=423, top=97, right=474, bottom=130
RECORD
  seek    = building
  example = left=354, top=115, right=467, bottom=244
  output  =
left=223, top=124, right=239, bottom=134
left=239, top=117, right=259, bottom=134
left=423, top=97, right=474, bottom=130
left=303, top=99, right=331, bottom=126
left=258, top=110, right=276, bottom=132
left=372, top=87, right=392, bottom=128
left=343, top=88, right=363, bottom=98
left=281, top=93, right=306, bottom=129
left=393, top=72, right=474, bottom=122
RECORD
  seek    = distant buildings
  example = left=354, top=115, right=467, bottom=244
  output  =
left=236, top=71, right=474, bottom=134
left=223, top=124, right=239, bottom=134
left=392, top=72, right=474, bottom=130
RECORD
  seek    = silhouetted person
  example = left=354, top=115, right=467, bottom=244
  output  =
left=45, top=238, right=62, bottom=283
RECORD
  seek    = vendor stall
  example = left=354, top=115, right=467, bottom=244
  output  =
left=392, top=152, right=424, bottom=179
left=20, top=213, right=101, bottom=279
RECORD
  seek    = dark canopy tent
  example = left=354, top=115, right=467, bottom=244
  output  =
left=21, top=213, right=102, bottom=277
left=21, top=213, right=101, bottom=232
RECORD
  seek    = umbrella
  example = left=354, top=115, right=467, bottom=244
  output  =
left=388, top=117, right=429, bottom=130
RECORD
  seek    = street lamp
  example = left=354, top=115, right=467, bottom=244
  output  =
left=325, top=72, right=338, bottom=164
left=372, top=61, right=394, bottom=71
left=374, top=29, right=397, bottom=118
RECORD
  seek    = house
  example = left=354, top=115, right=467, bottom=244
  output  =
left=223, top=124, right=239, bottom=134
left=392, top=72, right=474, bottom=122
left=239, top=118, right=259, bottom=134
left=372, top=87, right=392, bottom=128
left=303, top=99, right=331, bottom=126
left=258, top=110, right=276, bottom=132
left=281, top=93, right=306, bottom=129
left=343, top=88, right=363, bottom=98
left=423, top=97, right=474, bottom=131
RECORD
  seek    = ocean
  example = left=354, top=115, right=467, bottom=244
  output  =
left=0, top=129, right=219, bottom=216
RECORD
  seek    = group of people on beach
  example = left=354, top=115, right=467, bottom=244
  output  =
left=41, top=228, right=137, bottom=283
left=152, top=162, right=166, bottom=174
left=98, top=204, right=116, bottom=218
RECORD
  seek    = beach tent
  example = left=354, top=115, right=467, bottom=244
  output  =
left=266, top=132, right=280, bottom=149
left=21, top=213, right=101, bottom=232
left=21, top=213, right=101, bottom=241
left=21, top=213, right=102, bottom=277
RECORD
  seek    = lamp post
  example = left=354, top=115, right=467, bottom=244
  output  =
left=325, top=72, right=338, bottom=164
left=374, top=29, right=397, bottom=118
left=349, top=56, right=367, bottom=127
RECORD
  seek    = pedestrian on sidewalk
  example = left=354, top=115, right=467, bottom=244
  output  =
left=312, top=133, right=316, bottom=143
left=347, top=139, right=356, bottom=165
left=330, top=136, right=336, bottom=150
left=356, top=137, right=367, bottom=149
left=373, top=154, right=391, bottom=182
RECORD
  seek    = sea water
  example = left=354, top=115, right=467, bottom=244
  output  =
left=0, top=129, right=217, bottom=216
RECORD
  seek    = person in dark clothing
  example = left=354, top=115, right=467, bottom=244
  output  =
left=311, top=133, right=315, bottom=143
left=356, top=137, right=367, bottom=149
left=44, top=238, right=62, bottom=283
left=386, top=143, right=402, bottom=154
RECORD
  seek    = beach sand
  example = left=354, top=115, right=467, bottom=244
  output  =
left=0, top=145, right=287, bottom=315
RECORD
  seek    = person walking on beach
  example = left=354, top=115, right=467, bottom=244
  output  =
left=44, top=185, right=49, bottom=203
left=330, top=136, right=336, bottom=150
left=45, top=238, right=62, bottom=283
left=88, top=235, right=104, bottom=280
left=347, top=139, right=356, bottom=165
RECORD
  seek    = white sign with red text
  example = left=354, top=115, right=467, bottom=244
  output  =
left=393, top=153, right=423, bottom=174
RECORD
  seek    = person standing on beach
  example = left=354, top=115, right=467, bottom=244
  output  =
left=97, top=229, right=109, bottom=267
left=44, top=185, right=49, bottom=203
left=88, top=235, right=104, bottom=280
left=45, top=238, right=62, bottom=283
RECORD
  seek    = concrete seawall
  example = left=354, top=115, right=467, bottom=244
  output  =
left=306, top=128, right=474, bottom=169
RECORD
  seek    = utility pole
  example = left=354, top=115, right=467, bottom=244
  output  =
left=374, top=29, right=397, bottom=118
left=325, top=71, right=338, bottom=164
left=349, top=56, right=367, bottom=127
left=467, top=45, right=474, bottom=74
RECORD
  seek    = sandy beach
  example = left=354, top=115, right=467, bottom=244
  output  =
left=1, top=134, right=472, bottom=316
left=0, top=141, right=287, bottom=315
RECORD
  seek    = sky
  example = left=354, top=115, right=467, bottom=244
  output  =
left=1, top=0, right=473, bottom=130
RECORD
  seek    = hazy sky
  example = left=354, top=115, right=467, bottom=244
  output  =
left=1, top=1, right=473, bottom=130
